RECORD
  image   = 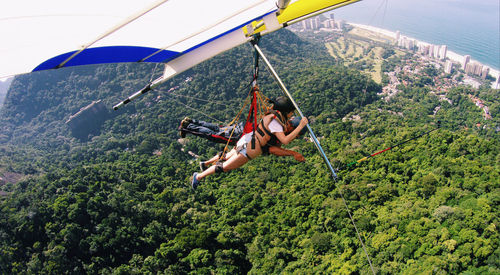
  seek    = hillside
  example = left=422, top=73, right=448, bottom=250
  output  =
left=0, top=77, right=12, bottom=107
left=0, top=29, right=499, bottom=274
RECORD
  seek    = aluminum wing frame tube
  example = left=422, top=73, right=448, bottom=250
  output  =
left=252, top=43, right=337, bottom=178
left=112, top=2, right=269, bottom=111
left=58, top=0, right=170, bottom=69
left=113, top=76, right=164, bottom=110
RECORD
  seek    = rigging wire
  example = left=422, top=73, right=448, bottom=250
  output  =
left=366, top=0, right=389, bottom=40
left=331, top=123, right=441, bottom=275
left=381, top=0, right=388, bottom=27
left=368, top=0, right=389, bottom=27
left=163, top=91, right=232, bottom=107
left=252, top=41, right=376, bottom=275
left=339, top=122, right=441, bottom=172
left=149, top=63, right=160, bottom=83
left=328, top=123, right=441, bottom=275
left=333, top=176, right=376, bottom=274
left=158, top=75, right=256, bottom=125
left=219, top=88, right=254, bottom=160
left=166, top=94, right=225, bottom=124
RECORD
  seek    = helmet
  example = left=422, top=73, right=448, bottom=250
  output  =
left=272, top=96, right=295, bottom=114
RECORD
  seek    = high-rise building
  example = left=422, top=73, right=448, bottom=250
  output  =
left=463, top=55, right=471, bottom=70
left=465, top=63, right=474, bottom=75
left=439, top=45, right=447, bottom=60
left=475, top=63, right=483, bottom=75
left=336, top=20, right=344, bottom=29
left=398, top=37, right=405, bottom=48
left=325, top=19, right=335, bottom=29
left=310, top=18, right=316, bottom=29
left=433, top=46, right=440, bottom=59
left=395, top=31, right=400, bottom=41
left=465, top=62, right=484, bottom=76
left=494, top=77, right=500, bottom=89
left=416, top=44, right=423, bottom=53
left=428, top=45, right=435, bottom=58
left=314, top=17, right=321, bottom=29
left=397, top=36, right=416, bottom=50
left=465, top=63, right=472, bottom=74
left=445, top=60, right=453, bottom=74
left=421, top=45, right=430, bottom=55
left=408, top=40, right=415, bottom=50
left=302, top=20, right=311, bottom=30
left=472, top=63, right=479, bottom=75
left=481, top=67, right=490, bottom=80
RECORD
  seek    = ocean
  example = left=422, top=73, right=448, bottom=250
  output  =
left=331, top=0, right=500, bottom=70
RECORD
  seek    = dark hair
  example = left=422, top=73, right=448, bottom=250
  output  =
left=272, top=96, right=295, bottom=114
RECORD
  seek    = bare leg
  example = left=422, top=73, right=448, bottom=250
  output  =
left=203, top=154, right=221, bottom=166
left=223, top=149, right=237, bottom=161
left=196, top=153, right=248, bottom=180
left=220, top=152, right=249, bottom=171
left=203, top=149, right=237, bottom=166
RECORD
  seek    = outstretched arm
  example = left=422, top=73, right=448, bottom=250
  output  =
left=268, top=146, right=305, bottom=162
left=274, top=117, right=308, bottom=145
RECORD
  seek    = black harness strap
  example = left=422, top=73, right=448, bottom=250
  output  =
left=255, top=110, right=287, bottom=149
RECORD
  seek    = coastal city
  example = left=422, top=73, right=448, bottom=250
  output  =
left=291, top=14, right=500, bottom=90
left=289, top=15, right=497, bottom=122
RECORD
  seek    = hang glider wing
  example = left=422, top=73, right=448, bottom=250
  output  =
left=0, top=0, right=360, bottom=79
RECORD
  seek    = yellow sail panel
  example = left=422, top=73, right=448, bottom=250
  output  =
left=277, top=0, right=361, bottom=24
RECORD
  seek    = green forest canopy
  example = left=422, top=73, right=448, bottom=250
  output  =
left=0, top=29, right=498, bottom=274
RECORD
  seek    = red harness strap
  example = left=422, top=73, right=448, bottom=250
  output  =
left=243, top=87, right=258, bottom=135
left=241, top=87, right=259, bottom=149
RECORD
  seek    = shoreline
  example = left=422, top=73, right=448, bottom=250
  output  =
left=348, top=23, right=500, bottom=80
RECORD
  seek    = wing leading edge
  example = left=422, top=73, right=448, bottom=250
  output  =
left=0, top=0, right=360, bottom=79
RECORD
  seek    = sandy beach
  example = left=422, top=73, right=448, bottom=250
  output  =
left=348, top=23, right=500, bottom=80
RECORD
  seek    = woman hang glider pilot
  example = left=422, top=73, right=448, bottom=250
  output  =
left=190, top=96, right=308, bottom=189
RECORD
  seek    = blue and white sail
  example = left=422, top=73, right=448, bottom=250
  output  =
left=1, top=0, right=360, bottom=80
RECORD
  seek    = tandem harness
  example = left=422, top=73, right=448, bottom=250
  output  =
left=253, top=109, right=287, bottom=153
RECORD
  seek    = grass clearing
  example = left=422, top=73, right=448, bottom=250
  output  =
left=322, top=26, right=401, bottom=84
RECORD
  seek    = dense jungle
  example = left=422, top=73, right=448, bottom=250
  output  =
left=0, top=29, right=498, bottom=274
